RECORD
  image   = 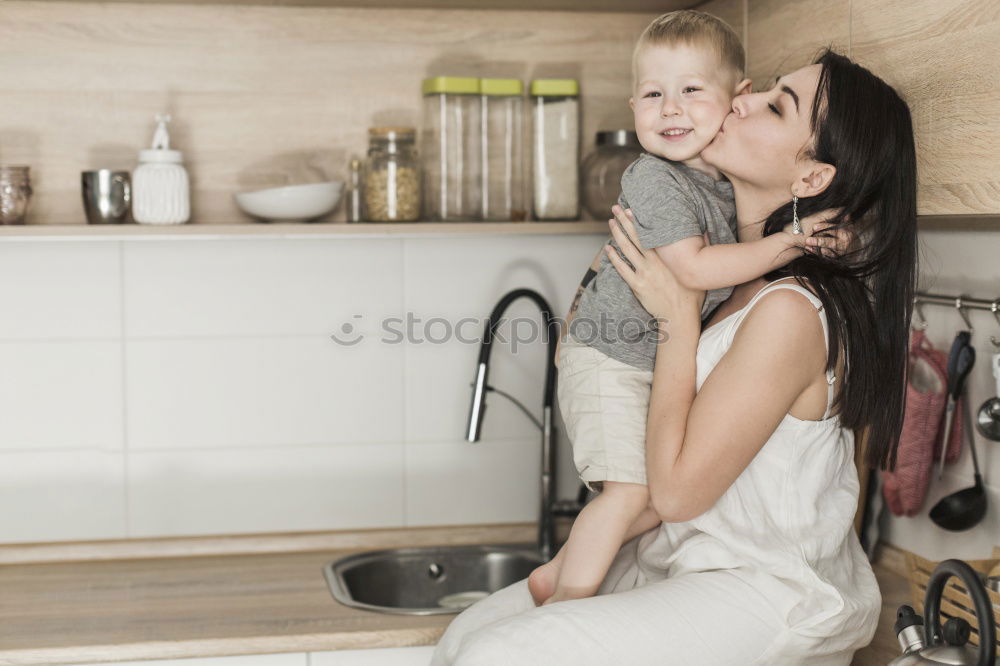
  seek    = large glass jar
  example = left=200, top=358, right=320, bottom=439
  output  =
left=581, top=130, right=642, bottom=220
left=363, top=127, right=421, bottom=222
left=530, top=79, right=580, bottom=220
left=0, top=166, right=32, bottom=225
left=480, top=78, right=526, bottom=221
left=421, top=76, right=481, bottom=221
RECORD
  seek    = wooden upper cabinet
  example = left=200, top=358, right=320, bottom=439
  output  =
left=749, top=0, right=1000, bottom=218
left=852, top=0, right=1000, bottom=217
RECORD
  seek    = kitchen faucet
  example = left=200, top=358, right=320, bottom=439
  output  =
left=466, top=288, right=587, bottom=562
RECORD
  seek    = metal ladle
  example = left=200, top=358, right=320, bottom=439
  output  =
left=930, top=369, right=989, bottom=532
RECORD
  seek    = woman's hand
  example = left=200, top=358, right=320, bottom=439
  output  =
left=604, top=205, right=705, bottom=321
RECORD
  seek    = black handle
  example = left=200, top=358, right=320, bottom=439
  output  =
left=923, top=558, right=997, bottom=666
left=946, top=332, right=975, bottom=399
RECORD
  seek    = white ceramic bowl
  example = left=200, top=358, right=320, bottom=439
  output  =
left=234, top=181, right=344, bottom=222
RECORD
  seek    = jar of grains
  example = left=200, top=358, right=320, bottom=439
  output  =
left=363, top=127, right=421, bottom=222
left=530, top=79, right=580, bottom=220
left=421, top=76, right=481, bottom=221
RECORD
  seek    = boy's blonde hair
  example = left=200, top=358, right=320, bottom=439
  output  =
left=632, top=10, right=745, bottom=89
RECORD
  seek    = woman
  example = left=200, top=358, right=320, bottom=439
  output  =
left=431, top=49, right=916, bottom=666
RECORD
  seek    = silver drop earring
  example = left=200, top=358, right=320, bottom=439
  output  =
left=792, top=195, right=803, bottom=235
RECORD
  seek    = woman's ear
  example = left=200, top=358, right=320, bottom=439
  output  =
left=793, top=161, right=837, bottom=198
left=733, top=78, right=752, bottom=96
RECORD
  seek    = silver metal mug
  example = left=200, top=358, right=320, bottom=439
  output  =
left=82, top=170, right=132, bottom=224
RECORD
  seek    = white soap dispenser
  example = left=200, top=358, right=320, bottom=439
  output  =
left=132, top=113, right=190, bottom=224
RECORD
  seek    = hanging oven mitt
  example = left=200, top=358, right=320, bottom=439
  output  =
left=881, top=329, right=950, bottom=516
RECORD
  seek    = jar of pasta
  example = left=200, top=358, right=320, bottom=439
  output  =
left=363, top=127, right=421, bottom=222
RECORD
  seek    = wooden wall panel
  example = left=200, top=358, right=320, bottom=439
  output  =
left=852, top=0, right=1000, bottom=216
left=0, top=2, right=657, bottom=224
left=694, top=0, right=746, bottom=47
left=746, top=0, right=849, bottom=91
left=748, top=0, right=1000, bottom=217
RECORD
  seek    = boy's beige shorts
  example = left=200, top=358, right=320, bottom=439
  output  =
left=556, top=336, right=653, bottom=492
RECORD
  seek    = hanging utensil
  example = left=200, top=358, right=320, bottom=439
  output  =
left=976, top=352, right=1000, bottom=442
left=929, top=377, right=988, bottom=531
left=936, top=331, right=975, bottom=480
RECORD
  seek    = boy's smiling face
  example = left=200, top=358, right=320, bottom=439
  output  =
left=630, top=43, right=748, bottom=166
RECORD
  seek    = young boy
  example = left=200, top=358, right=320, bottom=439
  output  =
left=528, top=10, right=810, bottom=606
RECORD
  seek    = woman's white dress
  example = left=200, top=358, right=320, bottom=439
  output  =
left=430, top=279, right=882, bottom=665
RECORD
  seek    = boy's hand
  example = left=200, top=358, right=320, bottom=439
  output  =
left=782, top=208, right=855, bottom=259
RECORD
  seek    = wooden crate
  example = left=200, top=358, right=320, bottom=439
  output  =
left=904, top=547, right=1000, bottom=655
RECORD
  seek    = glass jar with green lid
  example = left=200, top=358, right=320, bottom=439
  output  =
left=480, top=78, right=526, bottom=221
left=421, top=76, right=481, bottom=221
left=530, top=79, right=580, bottom=220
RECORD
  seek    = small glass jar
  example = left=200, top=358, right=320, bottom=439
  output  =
left=421, top=76, right=481, bottom=221
left=530, top=79, right=580, bottom=220
left=363, top=127, right=421, bottom=222
left=480, top=78, right=526, bottom=221
left=0, top=166, right=32, bottom=225
left=581, top=130, right=642, bottom=220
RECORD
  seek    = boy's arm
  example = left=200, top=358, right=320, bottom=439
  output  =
left=653, top=232, right=802, bottom=291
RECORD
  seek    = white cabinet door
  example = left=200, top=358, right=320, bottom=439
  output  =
left=310, top=646, right=436, bottom=666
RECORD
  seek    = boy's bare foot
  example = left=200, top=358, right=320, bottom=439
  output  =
left=528, top=561, right=558, bottom=606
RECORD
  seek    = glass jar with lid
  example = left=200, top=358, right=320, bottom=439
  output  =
left=581, top=130, right=642, bottom=220
left=421, top=76, right=481, bottom=221
left=530, top=79, right=580, bottom=220
left=479, top=78, right=526, bottom=221
left=363, top=127, right=422, bottom=222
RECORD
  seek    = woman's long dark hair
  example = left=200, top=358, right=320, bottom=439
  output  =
left=762, top=49, right=917, bottom=472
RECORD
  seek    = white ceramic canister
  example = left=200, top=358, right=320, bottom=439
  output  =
left=132, top=113, right=190, bottom=224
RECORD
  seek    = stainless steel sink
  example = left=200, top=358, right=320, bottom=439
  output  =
left=323, top=543, right=544, bottom=615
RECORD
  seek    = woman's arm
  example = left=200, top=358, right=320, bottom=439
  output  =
left=644, top=289, right=824, bottom=521
left=605, top=208, right=826, bottom=523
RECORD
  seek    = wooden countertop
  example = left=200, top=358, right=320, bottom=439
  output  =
left=0, top=525, right=912, bottom=666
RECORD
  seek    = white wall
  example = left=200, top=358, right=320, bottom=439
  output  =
left=3, top=226, right=997, bottom=559
left=877, top=229, right=1000, bottom=560
left=0, top=232, right=606, bottom=543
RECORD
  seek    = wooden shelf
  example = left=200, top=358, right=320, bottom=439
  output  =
left=51, top=0, right=690, bottom=13
left=0, top=221, right=609, bottom=241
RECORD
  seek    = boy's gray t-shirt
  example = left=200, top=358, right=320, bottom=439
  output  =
left=568, top=153, right=738, bottom=372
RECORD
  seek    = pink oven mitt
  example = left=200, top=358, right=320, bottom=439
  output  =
left=881, top=329, right=960, bottom=516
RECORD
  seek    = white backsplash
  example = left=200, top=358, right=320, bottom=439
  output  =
left=0, top=232, right=605, bottom=543
left=2, top=227, right=997, bottom=561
